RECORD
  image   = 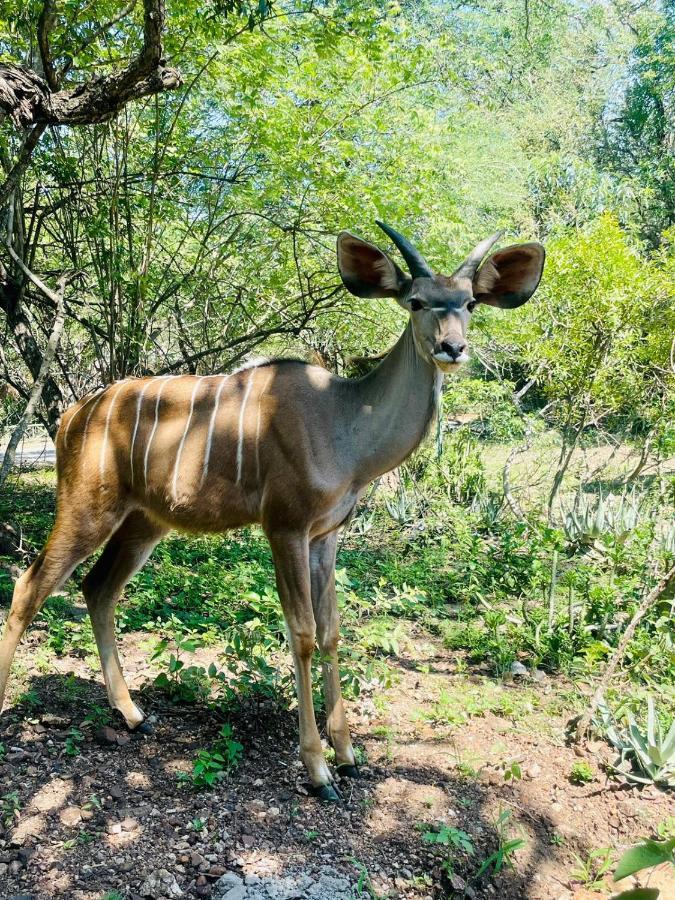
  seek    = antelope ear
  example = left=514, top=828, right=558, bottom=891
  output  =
left=337, top=231, right=411, bottom=299
left=473, top=242, right=545, bottom=309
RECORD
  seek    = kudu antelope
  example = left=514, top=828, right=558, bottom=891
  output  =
left=0, top=223, right=544, bottom=800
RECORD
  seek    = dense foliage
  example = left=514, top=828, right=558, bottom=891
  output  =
left=0, top=0, right=673, bottom=793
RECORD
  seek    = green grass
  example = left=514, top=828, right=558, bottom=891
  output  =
left=1, top=442, right=672, bottom=721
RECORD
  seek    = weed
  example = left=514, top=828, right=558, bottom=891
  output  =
left=421, top=824, right=474, bottom=855
left=500, top=760, right=523, bottom=782
left=475, top=809, right=526, bottom=880
left=657, top=817, right=675, bottom=840
left=16, top=688, right=41, bottom=712
left=571, top=847, right=614, bottom=890
left=1, top=791, right=21, bottom=826
left=82, top=795, right=102, bottom=812
left=64, top=727, right=84, bottom=756
left=351, top=857, right=382, bottom=899
left=83, top=705, right=113, bottom=729
left=569, top=761, right=594, bottom=785
left=180, top=724, right=243, bottom=790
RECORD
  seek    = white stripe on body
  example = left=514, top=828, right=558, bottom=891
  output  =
left=171, top=376, right=206, bottom=502
left=200, top=375, right=230, bottom=489
left=80, top=389, right=107, bottom=473
left=236, top=369, right=256, bottom=486
left=62, top=390, right=102, bottom=450
left=143, top=375, right=177, bottom=487
left=129, top=380, right=154, bottom=487
left=255, top=372, right=272, bottom=484
left=99, top=382, right=126, bottom=479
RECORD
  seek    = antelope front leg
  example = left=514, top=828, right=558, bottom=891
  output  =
left=269, top=530, right=339, bottom=801
left=310, top=533, right=357, bottom=776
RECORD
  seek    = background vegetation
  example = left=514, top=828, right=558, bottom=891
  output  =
left=0, top=0, right=673, bottom=893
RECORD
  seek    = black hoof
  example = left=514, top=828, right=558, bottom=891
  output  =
left=112, top=710, right=153, bottom=735
left=132, top=720, right=154, bottom=735
left=336, top=764, right=360, bottom=780
left=310, top=783, right=342, bottom=803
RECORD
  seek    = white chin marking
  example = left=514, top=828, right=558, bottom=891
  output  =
left=433, top=351, right=469, bottom=370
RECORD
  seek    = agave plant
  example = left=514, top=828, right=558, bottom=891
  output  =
left=595, top=695, right=675, bottom=788
left=563, top=487, right=644, bottom=549
left=385, top=484, right=418, bottom=526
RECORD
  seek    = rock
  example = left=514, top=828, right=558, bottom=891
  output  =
left=106, top=823, right=122, bottom=835
left=449, top=872, right=467, bottom=891
left=526, top=763, right=542, bottom=779
left=59, top=806, right=82, bottom=827
left=213, top=873, right=243, bottom=890
left=41, top=714, right=70, bottom=727
left=511, top=661, right=528, bottom=677
left=140, top=868, right=184, bottom=898
left=95, top=726, right=120, bottom=746
left=221, top=889, right=246, bottom=900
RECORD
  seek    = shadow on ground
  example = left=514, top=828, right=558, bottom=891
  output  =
left=0, top=664, right=603, bottom=900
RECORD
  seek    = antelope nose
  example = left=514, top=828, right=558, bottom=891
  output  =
left=440, top=340, right=467, bottom=361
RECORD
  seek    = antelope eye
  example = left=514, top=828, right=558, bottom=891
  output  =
left=467, top=300, right=478, bottom=313
left=410, top=298, right=423, bottom=311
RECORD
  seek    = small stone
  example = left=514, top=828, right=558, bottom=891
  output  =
left=511, top=661, right=528, bottom=677
left=140, top=868, right=183, bottom=898
left=95, top=726, right=119, bottom=746
left=221, top=889, right=245, bottom=900
left=106, top=823, right=122, bottom=835
left=41, top=714, right=70, bottom=727
left=527, top=763, right=542, bottom=779
left=213, top=873, right=243, bottom=891
left=59, top=806, right=82, bottom=827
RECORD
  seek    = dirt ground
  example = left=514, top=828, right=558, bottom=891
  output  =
left=0, top=625, right=673, bottom=900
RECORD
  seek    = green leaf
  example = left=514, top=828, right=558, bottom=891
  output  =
left=614, top=839, right=675, bottom=882
left=612, top=891, right=660, bottom=900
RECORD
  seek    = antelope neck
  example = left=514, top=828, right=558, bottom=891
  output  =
left=341, top=321, right=441, bottom=484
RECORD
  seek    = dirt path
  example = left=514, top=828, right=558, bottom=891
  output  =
left=0, top=628, right=672, bottom=900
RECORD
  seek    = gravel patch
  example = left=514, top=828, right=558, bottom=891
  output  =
left=212, top=868, right=355, bottom=900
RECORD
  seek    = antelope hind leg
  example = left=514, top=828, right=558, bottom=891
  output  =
left=0, top=517, right=113, bottom=714
left=83, top=510, right=167, bottom=730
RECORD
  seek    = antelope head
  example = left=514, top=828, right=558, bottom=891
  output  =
left=337, top=222, right=545, bottom=373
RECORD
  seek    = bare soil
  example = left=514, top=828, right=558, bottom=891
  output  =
left=0, top=626, right=673, bottom=900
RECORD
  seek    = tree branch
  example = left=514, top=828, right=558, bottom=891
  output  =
left=0, top=0, right=181, bottom=127
left=0, top=272, right=69, bottom=486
